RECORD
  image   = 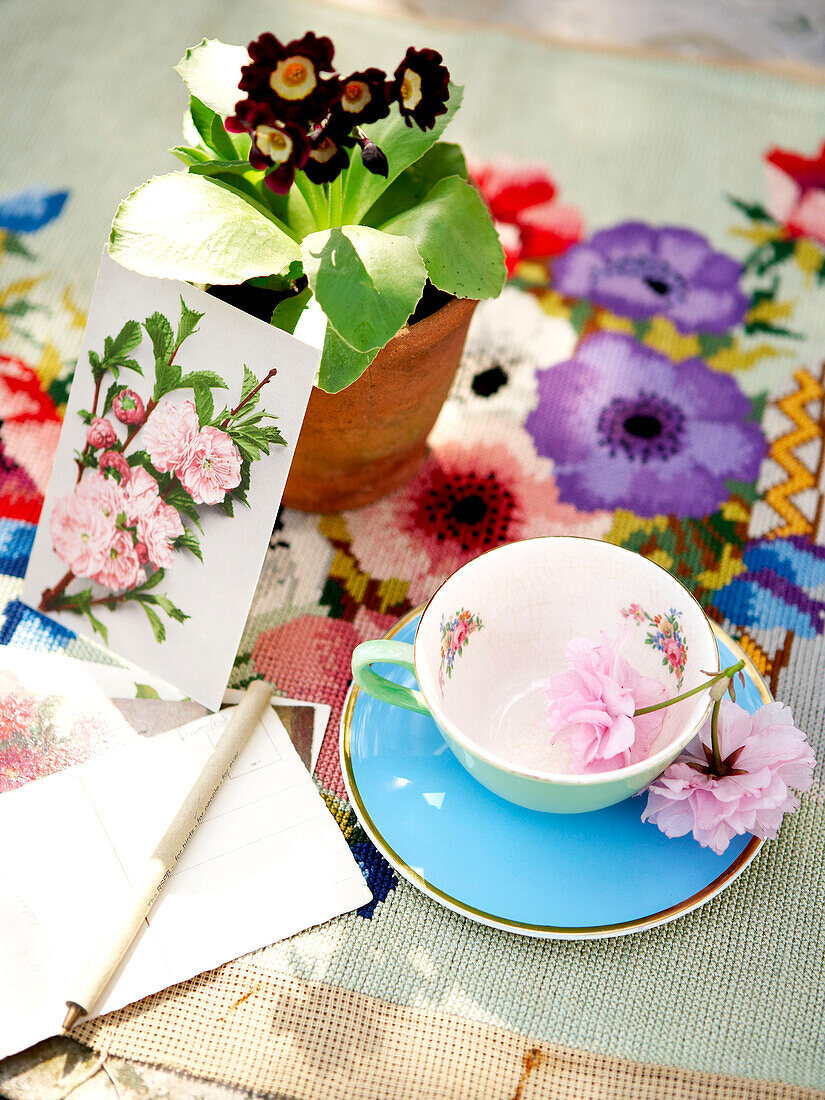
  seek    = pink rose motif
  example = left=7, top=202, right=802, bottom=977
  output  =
left=451, top=621, right=469, bottom=651
left=143, top=399, right=200, bottom=474
left=99, top=450, right=130, bottom=484
left=642, top=699, right=815, bottom=854
left=139, top=500, right=184, bottom=569
left=178, top=426, right=242, bottom=505
left=92, top=528, right=144, bottom=592
left=765, top=141, right=825, bottom=246
left=113, top=388, right=145, bottom=425
left=662, top=636, right=683, bottom=669
left=544, top=631, right=667, bottom=773
left=86, top=417, right=117, bottom=450
left=50, top=487, right=115, bottom=578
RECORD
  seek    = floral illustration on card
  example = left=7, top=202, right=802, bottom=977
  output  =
left=0, top=669, right=133, bottom=793
left=37, top=298, right=286, bottom=643
left=622, top=603, right=688, bottom=687
left=438, top=608, right=483, bottom=692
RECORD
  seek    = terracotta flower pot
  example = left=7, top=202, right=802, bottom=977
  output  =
left=283, top=296, right=478, bottom=512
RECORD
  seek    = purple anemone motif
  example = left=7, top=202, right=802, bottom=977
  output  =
left=526, top=333, right=765, bottom=518
left=553, top=222, right=749, bottom=333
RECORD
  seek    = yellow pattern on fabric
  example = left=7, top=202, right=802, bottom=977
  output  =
left=765, top=368, right=823, bottom=538
left=697, top=544, right=748, bottom=590
left=37, top=342, right=63, bottom=390
left=642, top=317, right=701, bottom=361
left=706, top=339, right=784, bottom=373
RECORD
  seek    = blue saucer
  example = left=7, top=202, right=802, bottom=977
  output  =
left=341, top=610, right=770, bottom=938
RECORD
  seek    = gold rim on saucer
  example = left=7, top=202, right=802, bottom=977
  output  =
left=340, top=604, right=770, bottom=940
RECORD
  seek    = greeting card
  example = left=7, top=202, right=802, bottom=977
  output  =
left=22, top=251, right=319, bottom=709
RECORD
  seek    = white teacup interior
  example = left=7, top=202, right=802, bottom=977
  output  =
left=416, top=538, right=718, bottom=775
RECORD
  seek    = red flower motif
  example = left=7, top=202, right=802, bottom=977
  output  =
left=0, top=354, right=61, bottom=523
left=472, top=161, right=584, bottom=275
left=765, top=141, right=825, bottom=246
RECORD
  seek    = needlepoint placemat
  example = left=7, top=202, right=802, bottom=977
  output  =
left=2, top=0, right=825, bottom=1096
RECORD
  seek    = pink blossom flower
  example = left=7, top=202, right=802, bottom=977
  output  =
left=642, top=698, right=815, bottom=855
left=544, top=632, right=667, bottom=773
left=99, top=450, right=130, bottom=484
left=178, top=426, right=242, bottom=505
left=50, top=487, right=115, bottom=578
left=139, top=500, right=184, bottom=569
left=135, top=541, right=149, bottom=564
left=92, top=528, right=144, bottom=592
left=86, top=417, right=117, bottom=450
left=113, top=388, right=145, bottom=425
left=143, top=399, right=200, bottom=474
left=75, top=469, right=127, bottom=523
left=123, top=467, right=160, bottom=525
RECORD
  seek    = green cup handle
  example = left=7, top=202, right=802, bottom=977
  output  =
left=351, top=640, right=430, bottom=715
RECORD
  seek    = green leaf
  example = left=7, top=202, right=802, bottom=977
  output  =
left=194, top=385, right=214, bottom=424
left=153, top=357, right=182, bottom=402
left=301, top=225, right=427, bottom=354
left=363, top=142, right=468, bottom=228
left=728, top=195, right=774, bottom=222
left=342, top=83, right=464, bottom=225
left=176, top=297, right=204, bottom=346
left=188, top=159, right=255, bottom=178
left=135, top=683, right=161, bottom=699
left=139, top=601, right=166, bottom=642
left=138, top=567, right=166, bottom=592
left=177, top=370, right=229, bottom=392
left=164, top=481, right=202, bottom=529
left=154, top=594, right=190, bottom=623
left=171, top=145, right=213, bottom=166
left=317, top=323, right=373, bottom=394
left=107, top=320, right=143, bottom=360
left=175, top=39, right=249, bottom=119
left=109, top=173, right=301, bottom=284
left=189, top=95, right=237, bottom=161
left=174, top=528, right=203, bottom=562
left=239, top=366, right=259, bottom=407
left=379, top=176, right=505, bottom=300
left=127, top=449, right=152, bottom=468
left=143, top=311, right=174, bottom=367
left=270, top=287, right=312, bottom=334
left=2, top=233, right=33, bottom=259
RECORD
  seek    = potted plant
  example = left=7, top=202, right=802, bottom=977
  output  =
left=109, top=32, right=506, bottom=511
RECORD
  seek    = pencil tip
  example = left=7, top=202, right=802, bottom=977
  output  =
left=62, top=1003, right=85, bottom=1032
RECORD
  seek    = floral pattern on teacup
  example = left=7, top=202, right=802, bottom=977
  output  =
left=438, top=608, right=483, bottom=693
left=622, top=603, right=688, bottom=687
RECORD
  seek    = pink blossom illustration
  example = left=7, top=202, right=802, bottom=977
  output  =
left=38, top=304, right=285, bottom=644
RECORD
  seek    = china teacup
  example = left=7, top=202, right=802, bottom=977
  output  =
left=351, top=537, right=719, bottom=813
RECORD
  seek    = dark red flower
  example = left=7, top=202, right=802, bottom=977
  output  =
left=239, top=31, right=341, bottom=125
left=328, top=68, right=389, bottom=129
left=356, top=135, right=388, bottom=178
left=390, top=47, right=450, bottom=131
left=302, top=130, right=352, bottom=184
left=226, top=100, right=311, bottom=194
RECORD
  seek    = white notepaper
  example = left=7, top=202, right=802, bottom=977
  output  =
left=0, top=707, right=371, bottom=1060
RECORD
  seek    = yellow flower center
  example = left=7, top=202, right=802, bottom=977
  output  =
left=270, top=55, right=317, bottom=100
left=400, top=69, right=422, bottom=110
left=342, top=80, right=370, bottom=112
left=255, top=126, right=293, bottom=164
left=311, top=137, right=337, bottom=164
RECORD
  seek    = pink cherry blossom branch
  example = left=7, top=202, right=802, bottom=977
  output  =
left=38, top=568, right=76, bottom=611
left=633, top=661, right=744, bottom=716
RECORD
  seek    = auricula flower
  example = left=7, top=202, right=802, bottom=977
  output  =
left=238, top=32, right=340, bottom=125
left=303, top=129, right=353, bottom=184
left=329, top=68, right=390, bottom=128
left=390, top=47, right=450, bottom=131
left=225, top=101, right=310, bottom=195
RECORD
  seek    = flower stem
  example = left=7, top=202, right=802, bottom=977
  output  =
left=634, top=661, right=745, bottom=716
left=220, top=368, right=277, bottom=428
left=39, top=568, right=75, bottom=612
left=293, top=173, right=328, bottom=230
left=328, top=174, right=345, bottom=228
left=709, top=699, right=723, bottom=774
